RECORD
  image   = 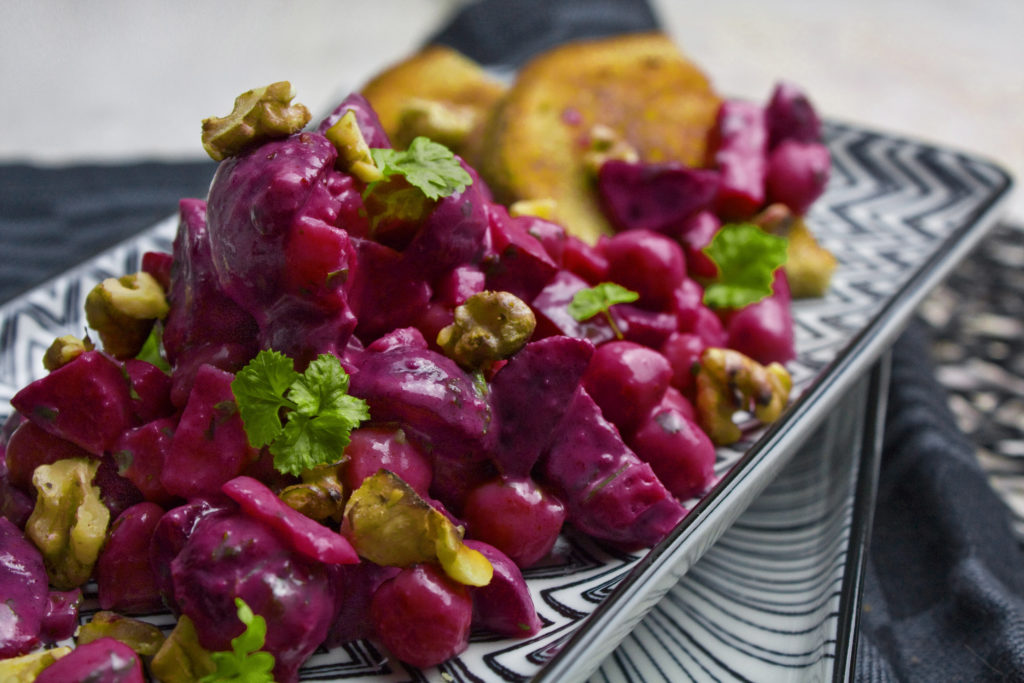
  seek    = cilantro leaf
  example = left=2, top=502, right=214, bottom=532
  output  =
left=702, top=223, right=788, bottom=309
left=200, top=598, right=275, bottom=683
left=567, top=282, right=638, bottom=340
left=232, top=351, right=370, bottom=477
left=231, top=350, right=299, bottom=449
left=135, top=325, right=170, bottom=372
left=369, top=137, right=472, bottom=200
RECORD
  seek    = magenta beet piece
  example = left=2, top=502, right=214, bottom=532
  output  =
left=365, top=326, right=428, bottom=354
left=463, top=477, right=566, bottom=568
left=39, top=588, right=82, bottom=643
left=112, top=416, right=177, bottom=506
left=541, top=388, right=687, bottom=549
left=317, top=92, right=392, bottom=149
left=615, top=304, right=678, bottom=349
left=348, top=237, right=432, bottom=344
left=604, top=229, right=687, bottom=310
left=349, top=346, right=493, bottom=461
left=429, top=456, right=498, bottom=516
left=582, top=341, right=673, bottom=438
left=94, top=454, right=144, bottom=520
left=122, top=359, right=174, bottom=424
left=325, top=561, right=400, bottom=646
left=162, top=198, right=258, bottom=373
left=562, top=234, right=608, bottom=285
left=171, top=511, right=337, bottom=683
left=34, top=636, right=144, bottom=683
left=4, top=419, right=94, bottom=491
left=222, top=476, right=359, bottom=565
left=724, top=270, right=795, bottom=365
left=518, top=213, right=566, bottom=267
left=342, top=426, right=433, bottom=498
left=464, top=539, right=542, bottom=637
left=707, top=100, right=768, bottom=220
left=483, top=204, right=559, bottom=302
left=10, top=350, right=135, bottom=456
left=489, top=336, right=594, bottom=476
left=0, top=517, right=48, bottom=657
left=629, top=407, right=716, bottom=500
left=660, top=331, right=706, bottom=396
left=370, top=563, right=473, bottom=668
left=597, top=159, right=720, bottom=233
left=160, top=364, right=258, bottom=500
left=141, top=250, right=172, bottom=291
left=96, top=502, right=165, bottom=614
left=149, top=497, right=232, bottom=612
left=169, top=341, right=254, bottom=409
left=402, top=171, right=490, bottom=282
left=531, top=269, right=619, bottom=345
left=657, top=385, right=698, bottom=423
left=435, top=265, right=486, bottom=308
left=765, top=140, right=831, bottom=215
left=766, top=80, right=823, bottom=149
left=676, top=210, right=720, bottom=280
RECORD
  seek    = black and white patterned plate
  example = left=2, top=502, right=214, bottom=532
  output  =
left=0, top=122, right=1012, bottom=681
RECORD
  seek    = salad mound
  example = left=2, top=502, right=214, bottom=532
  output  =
left=0, top=33, right=834, bottom=680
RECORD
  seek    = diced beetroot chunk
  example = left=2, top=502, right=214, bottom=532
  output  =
left=0, top=517, right=48, bottom=658
left=519, top=214, right=566, bottom=266
left=112, top=416, right=177, bottom=505
left=582, top=341, right=672, bottom=438
left=629, top=407, right=716, bottom=500
left=562, top=235, right=608, bottom=284
left=342, top=426, right=433, bottom=498
left=222, top=476, right=359, bottom=565
left=123, top=359, right=175, bottom=423
left=4, top=419, right=94, bottom=491
left=661, top=331, right=706, bottom=395
left=597, top=159, right=719, bottom=233
left=484, top=204, right=559, bottom=302
left=141, top=250, right=173, bottom=291
left=489, top=336, right=594, bottom=477
left=676, top=211, right=720, bottom=280
left=765, top=140, right=831, bottom=215
left=35, top=636, right=144, bottom=683
left=464, top=539, right=542, bottom=637
left=604, top=229, right=686, bottom=310
left=724, top=271, right=795, bottom=364
left=96, top=502, right=165, bottom=614
left=766, top=80, right=823, bottom=148
left=317, top=92, right=392, bottom=149
left=160, top=364, right=258, bottom=499
left=708, top=100, right=768, bottom=220
left=39, top=588, right=81, bottom=643
left=10, top=350, right=135, bottom=456
left=541, top=389, right=686, bottom=549
left=435, top=265, right=486, bottom=308
left=463, top=477, right=566, bottom=568
left=370, top=563, right=473, bottom=668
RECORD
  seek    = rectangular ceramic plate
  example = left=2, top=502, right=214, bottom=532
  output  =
left=0, top=121, right=1012, bottom=682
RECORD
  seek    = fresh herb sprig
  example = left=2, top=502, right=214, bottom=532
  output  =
left=702, top=223, right=788, bottom=309
left=231, top=350, right=370, bottom=476
left=567, top=282, right=639, bottom=340
left=367, top=136, right=472, bottom=200
left=200, top=598, right=275, bottom=683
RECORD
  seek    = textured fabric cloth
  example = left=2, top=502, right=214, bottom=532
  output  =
left=857, top=321, right=1024, bottom=682
left=2, top=1, right=1023, bottom=680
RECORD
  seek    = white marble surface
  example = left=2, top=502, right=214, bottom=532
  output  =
left=0, top=0, right=1020, bottom=219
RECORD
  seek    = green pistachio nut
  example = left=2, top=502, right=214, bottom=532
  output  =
left=77, top=611, right=167, bottom=657
left=201, top=81, right=312, bottom=161
left=84, top=271, right=168, bottom=359
left=437, top=290, right=536, bottom=371
left=149, top=615, right=216, bottom=683
left=25, top=457, right=110, bottom=590
left=43, top=334, right=95, bottom=371
left=324, top=110, right=384, bottom=183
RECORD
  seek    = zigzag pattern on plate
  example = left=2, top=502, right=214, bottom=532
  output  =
left=0, top=124, right=1011, bottom=682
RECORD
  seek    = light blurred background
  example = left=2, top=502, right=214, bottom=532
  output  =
left=0, top=0, right=1020, bottom=218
